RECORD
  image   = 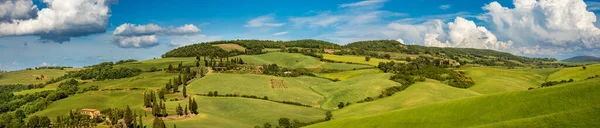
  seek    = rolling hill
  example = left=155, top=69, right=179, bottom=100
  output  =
left=561, top=56, right=600, bottom=62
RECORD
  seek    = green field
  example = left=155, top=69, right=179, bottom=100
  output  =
left=0, top=69, right=67, bottom=85
left=548, top=64, right=600, bottom=81
left=308, top=78, right=600, bottom=128
left=332, top=79, right=481, bottom=119
left=463, top=67, right=547, bottom=94
left=114, top=57, right=199, bottom=71
left=32, top=90, right=147, bottom=118
left=160, top=96, right=325, bottom=128
left=311, top=73, right=401, bottom=109
left=238, top=52, right=371, bottom=70
left=322, top=54, right=398, bottom=66
left=79, top=72, right=179, bottom=89
left=187, top=73, right=332, bottom=106
left=315, top=69, right=382, bottom=81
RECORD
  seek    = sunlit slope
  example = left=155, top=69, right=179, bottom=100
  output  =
left=463, top=67, right=547, bottom=94
left=332, top=79, right=481, bottom=119
left=186, top=73, right=332, bottom=106
left=160, top=96, right=325, bottom=128
left=79, top=72, right=179, bottom=89
left=311, top=73, right=400, bottom=109
left=0, top=69, right=67, bottom=85
left=315, top=69, right=382, bottom=81
left=308, top=78, right=600, bottom=128
left=548, top=64, right=600, bottom=81
left=113, top=57, right=198, bottom=71
left=322, top=54, right=398, bottom=66
left=237, top=52, right=370, bottom=70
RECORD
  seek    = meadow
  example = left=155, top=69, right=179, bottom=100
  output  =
left=309, top=78, right=600, bottom=128
left=212, top=44, right=246, bottom=51
left=315, top=69, right=382, bottom=81
left=186, top=73, right=332, bottom=106
left=322, top=54, right=399, bottom=66
left=78, top=72, right=179, bottom=89
left=548, top=64, right=600, bottom=81
left=462, top=67, right=547, bottom=94
left=113, top=57, right=199, bottom=71
left=311, top=73, right=401, bottom=109
left=238, top=52, right=371, bottom=70
left=0, top=69, right=67, bottom=85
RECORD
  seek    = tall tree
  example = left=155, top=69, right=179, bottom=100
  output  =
left=168, top=64, right=173, bottom=71
left=191, top=98, right=199, bottom=114
left=138, top=115, right=144, bottom=128
left=153, top=117, right=166, bottom=128
left=182, top=86, right=187, bottom=98
left=184, top=105, right=189, bottom=115
left=177, top=103, right=183, bottom=116
left=125, top=105, right=133, bottom=127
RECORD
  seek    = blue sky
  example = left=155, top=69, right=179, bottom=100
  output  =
left=1, top=0, right=600, bottom=71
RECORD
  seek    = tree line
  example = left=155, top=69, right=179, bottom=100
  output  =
left=378, top=56, right=475, bottom=88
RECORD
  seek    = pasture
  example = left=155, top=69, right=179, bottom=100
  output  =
left=311, top=73, right=401, bottom=109
left=548, top=64, right=600, bottom=81
left=322, top=54, right=398, bottom=66
left=0, top=69, right=67, bottom=85
left=308, top=78, right=600, bottom=128
left=113, top=57, right=199, bottom=71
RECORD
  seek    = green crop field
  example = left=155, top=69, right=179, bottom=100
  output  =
left=32, top=90, right=147, bottom=118
left=308, top=78, right=600, bottom=128
left=311, top=73, right=401, bottom=109
left=79, top=72, right=179, bottom=89
left=158, top=96, right=325, bottom=128
left=237, top=52, right=371, bottom=70
left=322, top=54, right=399, bottom=66
left=548, top=64, right=600, bottom=81
left=114, top=57, right=199, bottom=71
left=186, top=73, right=332, bottom=106
left=315, top=69, right=382, bottom=81
left=332, top=79, right=481, bottom=119
left=462, top=67, right=547, bottom=94
left=0, top=69, right=67, bottom=85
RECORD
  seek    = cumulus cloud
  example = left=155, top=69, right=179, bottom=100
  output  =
left=272, top=31, right=289, bottom=36
left=423, top=17, right=513, bottom=50
left=0, top=0, right=111, bottom=42
left=112, top=23, right=201, bottom=48
left=481, top=0, right=600, bottom=55
left=244, top=14, right=285, bottom=27
left=439, top=4, right=451, bottom=10
left=113, top=35, right=159, bottom=48
left=0, top=0, right=38, bottom=22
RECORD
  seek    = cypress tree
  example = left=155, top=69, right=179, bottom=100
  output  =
left=191, top=98, right=199, bottom=114
left=125, top=105, right=133, bottom=126
left=183, top=86, right=187, bottom=98
left=184, top=106, right=188, bottom=115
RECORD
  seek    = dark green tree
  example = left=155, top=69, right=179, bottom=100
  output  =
left=191, top=98, right=199, bottom=114
left=125, top=105, right=133, bottom=127
left=278, top=118, right=290, bottom=128
left=365, top=56, right=371, bottom=61
left=153, top=117, right=166, bottom=128
left=183, top=85, right=187, bottom=98
left=325, top=111, right=333, bottom=121
left=177, top=103, right=184, bottom=116
left=338, top=102, right=345, bottom=109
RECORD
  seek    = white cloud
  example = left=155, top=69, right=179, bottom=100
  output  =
left=244, top=14, right=285, bottom=27
left=396, top=38, right=404, bottom=44
left=339, top=0, right=386, bottom=8
left=439, top=4, right=451, bottom=10
left=0, top=0, right=111, bottom=42
left=40, top=62, right=55, bottom=67
left=423, top=17, right=513, bottom=50
left=482, top=0, right=600, bottom=54
left=112, top=23, right=201, bottom=48
left=12, top=61, right=16, bottom=65
left=113, top=35, right=159, bottom=48
left=0, top=0, right=38, bottom=22
left=272, top=31, right=289, bottom=36
left=169, top=40, right=180, bottom=47
left=113, top=23, right=201, bottom=36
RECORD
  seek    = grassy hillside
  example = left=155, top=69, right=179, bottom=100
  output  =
left=332, top=79, right=481, bottom=119
left=160, top=96, right=325, bottom=128
left=79, top=72, right=179, bottom=89
left=238, top=52, right=370, bottom=70
left=463, top=67, right=547, bottom=94
left=315, top=69, right=382, bottom=81
left=0, top=69, right=67, bottom=85
left=561, top=56, right=600, bottom=62
left=186, top=73, right=332, bottom=106
left=113, top=57, right=198, bottom=71
left=322, top=54, right=397, bottom=66
left=32, top=90, right=147, bottom=118
left=311, top=73, right=401, bottom=109
left=212, top=44, right=246, bottom=51
left=548, top=64, right=600, bottom=81
left=308, top=78, right=600, bottom=128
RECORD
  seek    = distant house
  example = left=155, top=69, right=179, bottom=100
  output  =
left=80, top=108, right=101, bottom=118
left=284, top=71, right=292, bottom=74
left=450, top=61, right=461, bottom=66
left=213, top=67, right=228, bottom=71
left=255, top=66, right=264, bottom=74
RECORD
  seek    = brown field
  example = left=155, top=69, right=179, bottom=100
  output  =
left=213, top=44, right=246, bottom=51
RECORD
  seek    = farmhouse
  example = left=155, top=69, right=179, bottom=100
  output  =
left=80, top=108, right=101, bottom=118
